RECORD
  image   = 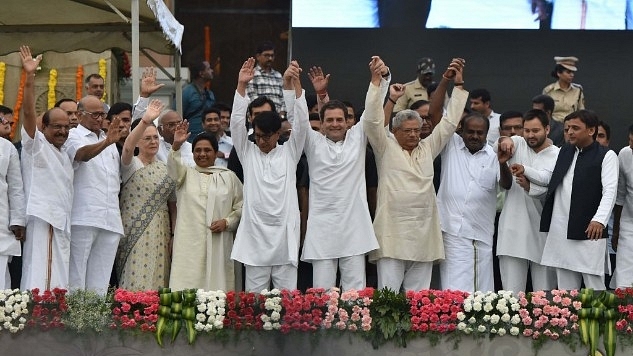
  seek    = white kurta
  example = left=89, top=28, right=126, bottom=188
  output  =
left=497, top=136, right=559, bottom=262
left=365, top=86, right=468, bottom=263
left=230, top=89, right=308, bottom=267
left=437, top=135, right=499, bottom=243
left=168, top=150, right=243, bottom=291
left=612, top=146, right=633, bottom=287
left=0, top=138, right=25, bottom=256
left=300, top=84, right=382, bottom=262
left=63, top=124, right=123, bottom=234
left=20, top=128, right=73, bottom=290
left=540, top=148, right=618, bottom=275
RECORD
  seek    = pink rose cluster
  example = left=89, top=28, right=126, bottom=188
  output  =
left=323, top=288, right=373, bottom=332
left=407, top=289, right=467, bottom=334
left=110, top=289, right=160, bottom=332
left=518, top=289, right=580, bottom=341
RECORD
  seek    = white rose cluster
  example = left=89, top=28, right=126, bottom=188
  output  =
left=460, top=290, right=522, bottom=337
left=195, top=290, right=227, bottom=332
left=0, top=289, right=30, bottom=333
left=260, top=289, right=282, bottom=331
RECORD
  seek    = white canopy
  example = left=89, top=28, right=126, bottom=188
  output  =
left=0, top=0, right=180, bottom=55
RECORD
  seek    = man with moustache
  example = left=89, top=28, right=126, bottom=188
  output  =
left=392, top=57, right=436, bottom=113
left=202, top=107, right=232, bottom=167
left=63, top=93, right=125, bottom=294
left=55, top=99, right=80, bottom=129
left=18, top=46, right=73, bottom=291
left=246, top=41, right=285, bottom=113
left=437, top=112, right=499, bottom=292
left=496, top=109, right=559, bottom=292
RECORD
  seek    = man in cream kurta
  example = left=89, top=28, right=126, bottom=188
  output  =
left=612, top=131, right=633, bottom=288
left=496, top=113, right=559, bottom=293
left=300, top=58, right=383, bottom=291
left=365, top=58, right=467, bottom=292
left=230, top=59, right=308, bottom=292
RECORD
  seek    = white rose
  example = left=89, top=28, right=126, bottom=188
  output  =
left=478, top=325, right=486, bottom=332
left=510, top=327, right=520, bottom=336
left=511, top=315, right=521, bottom=324
left=197, top=304, right=207, bottom=312
left=196, top=313, right=207, bottom=322
left=483, top=303, right=493, bottom=312
left=261, top=315, right=270, bottom=323
left=490, top=328, right=497, bottom=334
left=464, top=303, right=472, bottom=312
left=490, top=315, right=500, bottom=325
left=483, top=315, right=491, bottom=322
left=457, top=312, right=465, bottom=321
left=497, top=328, right=506, bottom=336
left=271, top=311, right=281, bottom=321
left=203, top=324, right=212, bottom=332
left=473, top=302, right=482, bottom=311
left=263, top=322, right=273, bottom=330
left=501, top=313, right=510, bottom=323
left=213, top=320, right=224, bottom=329
left=469, top=317, right=477, bottom=324
left=458, top=322, right=467, bottom=331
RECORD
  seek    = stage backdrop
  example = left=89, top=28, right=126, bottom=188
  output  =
left=291, top=28, right=632, bottom=149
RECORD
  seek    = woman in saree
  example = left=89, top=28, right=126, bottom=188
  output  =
left=168, top=121, right=243, bottom=291
left=116, top=99, right=176, bottom=290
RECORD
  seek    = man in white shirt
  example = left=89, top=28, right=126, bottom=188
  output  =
left=202, top=107, right=232, bottom=167
left=437, top=112, right=499, bottom=293
left=230, top=58, right=308, bottom=292
left=18, top=46, right=74, bottom=291
left=156, top=111, right=195, bottom=167
left=300, top=58, right=383, bottom=291
left=540, top=110, right=618, bottom=290
left=469, top=88, right=501, bottom=146
left=612, top=124, right=633, bottom=288
left=496, top=109, right=559, bottom=292
left=63, top=95, right=125, bottom=295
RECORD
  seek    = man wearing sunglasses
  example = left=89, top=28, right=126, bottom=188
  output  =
left=0, top=106, right=14, bottom=140
left=63, top=94, right=125, bottom=295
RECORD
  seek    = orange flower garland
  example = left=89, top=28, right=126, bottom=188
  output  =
left=11, top=69, right=26, bottom=140
left=76, top=65, right=83, bottom=101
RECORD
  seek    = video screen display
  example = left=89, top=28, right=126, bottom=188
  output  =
left=292, top=0, right=633, bottom=30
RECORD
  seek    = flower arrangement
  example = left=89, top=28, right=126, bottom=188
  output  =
left=0, top=289, right=30, bottom=333
left=223, top=290, right=265, bottom=331
left=195, top=289, right=226, bottom=332
left=324, top=288, right=373, bottom=333
left=62, top=289, right=112, bottom=334
left=111, top=289, right=159, bottom=332
left=279, top=288, right=328, bottom=333
left=75, top=65, right=83, bottom=101
left=260, top=289, right=283, bottom=331
left=47, top=68, right=57, bottom=109
left=28, top=287, right=67, bottom=330
left=98, top=58, right=107, bottom=102
left=616, top=287, right=633, bottom=338
left=11, top=69, right=26, bottom=140
left=457, top=290, right=522, bottom=338
left=408, top=289, right=467, bottom=335
left=0, top=61, right=6, bottom=105
left=518, top=289, right=582, bottom=352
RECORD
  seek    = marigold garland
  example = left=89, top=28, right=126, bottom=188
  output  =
left=0, top=62, right=6, bottom=105
left=11, top=69, right=26, bottom=140
left=76, top=65, right=83, bottom=101
left=98, top=58, right=107, bottom=102
left=47, top=69, right=57, bottom=109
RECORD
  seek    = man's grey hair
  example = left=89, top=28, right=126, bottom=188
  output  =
left=158, top=109, right=180, bottom=125
left=392, top=109, right=423, bottom=130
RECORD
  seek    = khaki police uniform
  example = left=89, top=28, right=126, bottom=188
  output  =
left=542, top=81, right=585, bottom=122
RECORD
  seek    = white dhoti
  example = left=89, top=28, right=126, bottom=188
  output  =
left=613, top=232, right=633, bottom=288
left=69, top=225, right=121, bottom=295
left=440, top=232, right=494, bottom=293
left=21, top=217, right=70, bottom=291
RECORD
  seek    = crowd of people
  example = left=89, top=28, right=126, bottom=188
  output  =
left=0, top=41, right=630, bottom=296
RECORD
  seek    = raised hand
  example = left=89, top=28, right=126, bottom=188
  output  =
left=308, top=66, right=330, bottom=94
left=369, top=56, right=389, bottom=86
left=389, top=84, right=406, bottom=101
left=238, top=58, right=256, bottom=84
left=19, top=45, right=42, bottom=74
left=173, top=120, right=190, bottom=147
left=140, top=67, right=165, bottom=97
left=143, top=99, right=165, bottom=124
left=106, top=117, right=124, bottom=144
left=442, top=58, right=466, bottom=81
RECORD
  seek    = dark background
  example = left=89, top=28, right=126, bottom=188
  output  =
left=176, top=0, right=633, bottom=149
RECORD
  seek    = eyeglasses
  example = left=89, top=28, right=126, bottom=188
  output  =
left=81, top=110, right=108, bottom=119
left=255, top=132, right=277, bottom=141
left=160, top=121, right=182, bottom=129
left=48, top=124, right=71, bottom=131
left=398, top=128, right=422, bottom=135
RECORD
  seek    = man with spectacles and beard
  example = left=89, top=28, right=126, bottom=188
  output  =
left=63, top=94, right=125, bottom=295
left=230, top=58, right=308, bottom=292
